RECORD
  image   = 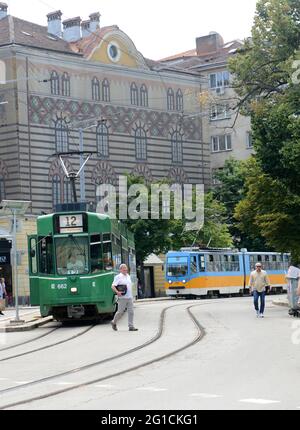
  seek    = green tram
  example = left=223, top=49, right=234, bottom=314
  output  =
left=28, top=210, right=137, bottom=321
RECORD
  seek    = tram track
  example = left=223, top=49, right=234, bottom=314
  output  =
left=0, top=324, right=95, bottom=363
left=0, top=326, right=60, bottom=352
left=0, top=303, right=206, bottom=409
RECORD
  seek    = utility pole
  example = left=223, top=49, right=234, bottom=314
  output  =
left=79, top=128, right=85, bottom=202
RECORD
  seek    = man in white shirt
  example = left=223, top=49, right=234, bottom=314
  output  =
left=111, top=264, right=138, bottom=332
left=249, top=263, right=270, bottom=318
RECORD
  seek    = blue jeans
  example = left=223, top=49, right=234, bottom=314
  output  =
left=253, top=291, right=266, bottom=314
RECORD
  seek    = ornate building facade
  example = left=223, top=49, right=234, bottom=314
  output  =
left=0, top=4, right=208, bottom=301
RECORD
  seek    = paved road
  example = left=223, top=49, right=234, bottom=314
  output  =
left=0, top=296, right=299, bottom=410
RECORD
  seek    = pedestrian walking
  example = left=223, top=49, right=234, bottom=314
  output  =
left=0, top=277, right=7, bottom=316
left=111, top=264, right=138, bottom=332
left=249, top=263, right=270, bottom=318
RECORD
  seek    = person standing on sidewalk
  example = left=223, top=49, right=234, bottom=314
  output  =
left=0, top=278, right=7, bottom=316
left=111, top=264, right=138, bottom=332
left=249, top=263, right=271, bottom=318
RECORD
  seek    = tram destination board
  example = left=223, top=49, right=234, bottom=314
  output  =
left=58, top=214, right=84, bottom=234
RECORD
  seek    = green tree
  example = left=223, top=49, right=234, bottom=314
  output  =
left=228, top=0, right=300, bottom=258
left=229, top=0, right=300, bottom=110
left=213, top=158, right=268, bottom=250
left=235, top=160, right=300, bottom=260
left=122, top=175, right=232, bottom=267
left=170, top=193, right=233, bottom=250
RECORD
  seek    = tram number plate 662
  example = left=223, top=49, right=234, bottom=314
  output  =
left=51, top=284, right=67, bottom=290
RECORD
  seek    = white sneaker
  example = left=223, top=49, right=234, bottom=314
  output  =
left=256, top=311, right=260, bottom=318
left=260, top=314, right=264, bottom=318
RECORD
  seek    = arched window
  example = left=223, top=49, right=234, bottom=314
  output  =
left=55, top=119, right=69, bottom=153
left=96, top=122, right=109, bottom=158
left=92, top=77, right=100, bottom=101
left=52, top=175, right=71, bottom=208
left=52, top=174, right=61, bottom=207
left=102, top=79, right=110, bottom=102
left=176, top=89, right=184, bottom=111
left=130, top=82, right=139, bottom=106
left=63, top=177, right=71, bottom=203
left=61, top=72, right=70, bottom=97
left=140, top=84, right=148, bottom=107
left=0, top=176, right=5, bottom=201
left=167, top=88, right=175, bottom=111
left=135, top=127, right=147, bottom=160
left=50, top=71, right=60, bottom=95
left=171, top=131, right=183, bottom=164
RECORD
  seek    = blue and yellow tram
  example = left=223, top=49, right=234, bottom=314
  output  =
left=165, top=248, right=290, bottom=298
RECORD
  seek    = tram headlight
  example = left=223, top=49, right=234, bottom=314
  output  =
left=182, top=280, right=186, bottom=284
left=169, top=280, right=172, bottom=284
left=71, top=287, right=78, bottom=294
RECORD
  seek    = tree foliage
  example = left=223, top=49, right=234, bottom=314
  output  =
left=123, top=175, right=232, bottom=265
left=213, top=158, right=268, bottom=250
left=229, top=0, right=300, bottom=258
left=229, top=0, right=300, bottom=110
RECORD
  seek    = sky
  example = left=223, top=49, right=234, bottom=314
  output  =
left=7, top=0, right=259, bottom=60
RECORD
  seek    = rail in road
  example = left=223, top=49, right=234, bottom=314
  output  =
left=0, top=302, right=208, bottom=410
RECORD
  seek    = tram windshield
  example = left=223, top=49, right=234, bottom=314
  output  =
left=56, top=236, right=89, bottom=275
left=167, top=257, right=188, bottom=277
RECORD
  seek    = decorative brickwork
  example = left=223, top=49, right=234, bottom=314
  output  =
left=29, top=96, right=202, bottom=141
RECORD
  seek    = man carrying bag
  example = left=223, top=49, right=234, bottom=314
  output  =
left=111, top=264, right=138, bottom=332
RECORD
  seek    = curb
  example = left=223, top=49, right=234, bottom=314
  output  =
left=272, top=300, right=289, bottom=308
left=0, top=316, right=53, bottom=333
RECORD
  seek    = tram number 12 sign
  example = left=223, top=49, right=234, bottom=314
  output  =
left=59, top=214, right=83, bottom=234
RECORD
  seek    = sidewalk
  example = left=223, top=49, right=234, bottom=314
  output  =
left=272, top=296, right=289, bottom=308
left=0, top=307, right=53, bottom=332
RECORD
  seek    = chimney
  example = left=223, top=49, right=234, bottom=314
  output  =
left=47, top=10, right=62, bottom=38
left=0, top=3, right=8, bottom=20
left=89, top=12, right=100, bottom=33
left=196, top=32, right=224, bottom=57
left=81, top=20, right=91, bottom=38
left=62, top=16, right=82, bottom=42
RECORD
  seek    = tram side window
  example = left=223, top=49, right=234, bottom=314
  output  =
left=207, top=255, right=214, bottom=272
left=283, top=254, right=290, bottom=270
left=30, top=238, right=38, bottom=274
left=199, top=255, right=205, bottom=272
left=39, top=237, right=54, bottom=275
left=103, top=233, right=113, bottom=271
left=226, top=255, right=240, bottom=272
left=112, top=235, right=122, bottom=269
left=90, top=235, right=102, bottom=273
left=190, top=256, right=198, bottom=274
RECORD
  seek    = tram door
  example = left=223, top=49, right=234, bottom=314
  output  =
left=144, top=267, right=155, bottom=298
left=0, top=239, right=12, bottom=305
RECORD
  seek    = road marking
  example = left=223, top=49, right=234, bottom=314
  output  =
left=190, top=393, right=223, bottom=399
left=15, top=381, right=34, bottom=385
left=239, top=399, right=280, bottom=405
left=137, top=387, right=168, bottom=392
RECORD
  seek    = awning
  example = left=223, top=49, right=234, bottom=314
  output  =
left=144, top=254, right=164, bottom=266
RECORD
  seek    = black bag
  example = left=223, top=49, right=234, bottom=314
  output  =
left=116, top=284, right=127, bottom=296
